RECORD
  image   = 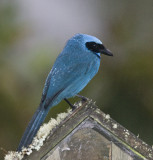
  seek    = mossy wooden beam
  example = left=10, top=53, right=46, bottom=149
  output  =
left=19, top=100, right=153, bottom=160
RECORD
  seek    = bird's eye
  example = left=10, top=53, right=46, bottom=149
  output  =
left=92, top=43, right=96, bottom=47
left=86, top=42, right=105, bottom=53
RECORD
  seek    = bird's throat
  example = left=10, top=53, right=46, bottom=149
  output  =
left=93, top=53, right=101, bottom=59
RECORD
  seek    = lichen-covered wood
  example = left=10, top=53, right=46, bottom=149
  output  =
left=22, top=100, right=153, bottom=160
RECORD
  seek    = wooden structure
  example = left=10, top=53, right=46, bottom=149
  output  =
left=22, top=100, right=153, bottom=160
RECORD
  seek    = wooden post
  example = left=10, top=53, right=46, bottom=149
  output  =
left=5, top=100, right=153, bottom=160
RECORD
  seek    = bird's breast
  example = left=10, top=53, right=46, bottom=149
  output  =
left=84, top=59, right=100, bottom=78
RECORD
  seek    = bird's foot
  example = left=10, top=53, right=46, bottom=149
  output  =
left=76, top=94, right=88, bottom=102
left=64, top=98, right=76, bottom=111
left=71, top=105, right=76, bottom=111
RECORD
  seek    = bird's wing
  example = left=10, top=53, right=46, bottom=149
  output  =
left=40, top=71, right=52, bottom=104
left=40, top=61, right=90, bottom=108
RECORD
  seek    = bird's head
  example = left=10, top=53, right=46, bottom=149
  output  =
left=66, top=34, right=113, bottom=58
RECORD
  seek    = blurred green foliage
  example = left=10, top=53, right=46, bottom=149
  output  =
left=0, top=3, right=18, bottom=52
left=0, top=2, right=21, bottom=157
left=0, top=1, right=153, bottom=159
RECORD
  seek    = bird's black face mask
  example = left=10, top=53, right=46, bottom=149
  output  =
left=86, top=42, right=113, bottom=57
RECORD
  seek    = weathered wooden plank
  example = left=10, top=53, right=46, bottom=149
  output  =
left=11, top=100, right=152, bottom=160
left=90, top=107, right=152, bottom=160
left=23, top=101, right=96, bottom=160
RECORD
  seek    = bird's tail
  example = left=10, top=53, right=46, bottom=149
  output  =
left=17, top=104, right=48, bottom=151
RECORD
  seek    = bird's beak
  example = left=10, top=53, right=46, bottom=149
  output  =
left=100, top=48, right=113, bottom=56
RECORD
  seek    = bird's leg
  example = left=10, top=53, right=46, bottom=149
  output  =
left=64, top=98, right=76, bottom=111
left=76, top=94, right=88, bottom=101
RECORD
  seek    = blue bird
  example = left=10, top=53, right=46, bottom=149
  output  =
left=17, top=33, right=113, bottom=151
